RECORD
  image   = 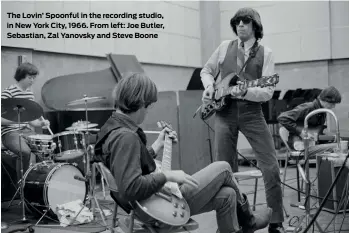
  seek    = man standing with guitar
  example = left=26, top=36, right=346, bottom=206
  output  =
left=277, top=86, right=342, bottom=156
left=201, top=7, right=285, bottom=233
left=95, top=73, right=271, bottom=233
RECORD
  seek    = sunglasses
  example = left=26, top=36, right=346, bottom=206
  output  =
left=233, top=16, right=252, bottom=25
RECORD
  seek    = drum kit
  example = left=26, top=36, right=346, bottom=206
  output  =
left=1, top=95, right=108, bottom=228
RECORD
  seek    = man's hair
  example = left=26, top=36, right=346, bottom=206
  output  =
left=112, top=73, right=158, bottom=114
left=14, top=62, right=39, bottom=82
left=230, top=7, right=264, bottom=40
left=318, top=86, right=341, bottom=104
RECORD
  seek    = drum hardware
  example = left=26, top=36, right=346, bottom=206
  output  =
left=62, top=95, right=110, bottom=229
left=51, top=131, right=86, bottom=161
left=22, top=162, right=87, bottom=222
left=2, top=98, right=44, bottom=224
left=24, top=134, right=56, bottom=161
left=66, top=145, right=110, bottom=229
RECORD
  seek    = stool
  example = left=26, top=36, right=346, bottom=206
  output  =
left=1, top=147, right=19, bottom=202
left=234, top=169, right=289, bottom=217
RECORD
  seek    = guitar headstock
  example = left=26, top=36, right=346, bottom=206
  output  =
left=157, top=121, right=173, bottom=131
left=258, top=74, right=279, bottom=87
left=157, top=121, right=177, bottom=141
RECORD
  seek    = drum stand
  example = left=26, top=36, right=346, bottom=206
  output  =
left=65, top=96, right=110, bottom=230
left=6, top=105, right=30, bottom=223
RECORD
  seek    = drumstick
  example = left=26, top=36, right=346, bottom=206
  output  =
left=41, top=116, right=54, bottom=136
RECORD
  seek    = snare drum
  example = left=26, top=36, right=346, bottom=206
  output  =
left=52, top=131, right=86, bottom=161
left=25, top=134, right=55, bottom=155
left=23, top=161, right=87, bottom=218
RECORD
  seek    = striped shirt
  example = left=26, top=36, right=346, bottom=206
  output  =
left=1, top=84, right=35, bottom=136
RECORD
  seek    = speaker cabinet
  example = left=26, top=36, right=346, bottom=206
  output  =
left=316, top=155, right=349, bottom=213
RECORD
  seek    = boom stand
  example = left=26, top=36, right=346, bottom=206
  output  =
left=12, top=105, right=29, bottom=223
left=295, top=108, right=342, bottom=233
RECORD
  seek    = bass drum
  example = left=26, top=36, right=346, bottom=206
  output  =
left=23, top=161, right=87, bottom=219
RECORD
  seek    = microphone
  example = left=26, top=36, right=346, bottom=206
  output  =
left=74, top=175, right=87, bottom=182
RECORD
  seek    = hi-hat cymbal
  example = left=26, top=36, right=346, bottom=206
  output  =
left=67, top=96, right=106, bottom=106
left=65, top=123, right=98, bottom=131
left=1, top=98, right=43, bottom=122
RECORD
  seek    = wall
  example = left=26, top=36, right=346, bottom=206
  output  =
left=2, top=1, right=348, bottom=143
left=1, top=47, right=195, bottom=111
left=219, top=1, right=349, bottom=63
left=1, top=1, right=201, bottom=67
left=217, top=1, right=349, bottom=137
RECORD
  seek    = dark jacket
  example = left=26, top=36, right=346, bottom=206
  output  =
left=95, top=112, right=166, bottom=211
left=277, top=98, right=327, bottom=147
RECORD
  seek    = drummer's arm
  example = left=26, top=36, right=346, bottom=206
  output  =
left=29, top=119, right=43, bottom=127
left=1, top=117, right=16, bottom=125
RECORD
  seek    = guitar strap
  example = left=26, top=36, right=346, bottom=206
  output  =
left=237, top=40, right=260, bottom=78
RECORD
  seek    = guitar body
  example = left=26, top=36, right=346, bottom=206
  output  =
left=133, top=122, right=191, bottom=227
left=200, top=73, right=279, bottom=121
left=292, top=125, right=326, bottom=151
left=134, top=193, right=190, bottom=227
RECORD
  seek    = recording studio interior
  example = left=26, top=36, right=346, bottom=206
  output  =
left=1, top=1, right=349, bottom=233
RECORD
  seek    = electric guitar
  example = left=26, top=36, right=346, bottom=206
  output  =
left=134, top=121, right=190, bottom=227
left=200, top=73, right=279, bottom=120
left=291, top=125, right=327, bottom=151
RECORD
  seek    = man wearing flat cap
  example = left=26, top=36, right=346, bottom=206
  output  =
left=201, top=7, right=285, bottom=233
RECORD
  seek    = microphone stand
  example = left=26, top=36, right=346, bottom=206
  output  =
left=298, top=108, right=341, bottom=233
left=303, top=152, right=349, bottom=233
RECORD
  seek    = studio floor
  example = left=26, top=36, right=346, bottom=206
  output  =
left=2, top=166, right=349, bottom=233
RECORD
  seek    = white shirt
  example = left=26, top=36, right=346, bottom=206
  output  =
left=201, top=37, right=275, bottom=102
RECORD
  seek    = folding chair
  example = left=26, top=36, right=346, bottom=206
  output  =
left=279, top=126, right=304, bottom=202
left=95, top=162, right=199, bottom=233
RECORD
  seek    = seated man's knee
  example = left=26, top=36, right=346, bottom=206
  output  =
left=213, top=161, right=232, bottom=173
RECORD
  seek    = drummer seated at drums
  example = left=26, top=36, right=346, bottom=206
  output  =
left=1, top=62, right=51, bottom=181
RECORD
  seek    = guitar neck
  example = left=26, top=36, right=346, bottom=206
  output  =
left=224, top=79, right=260, bottom=97
left=161, top=134, right=173, bottom=172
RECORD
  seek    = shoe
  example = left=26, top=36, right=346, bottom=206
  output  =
left=268, top=225, right=286, bottom=233
left=216, top=228, right=243, bottom=233
left=237, top=194, right=272, bottom=233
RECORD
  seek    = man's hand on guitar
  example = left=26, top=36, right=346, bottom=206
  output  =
left=156, top=126, right=178, bottom=145
left=202, top=85, right=214, bottom=104
left=231, top=81, right=247, bottom=97
left=300, top=130, right=316, bottom=140
left=163, top=170, right=199, bottom=189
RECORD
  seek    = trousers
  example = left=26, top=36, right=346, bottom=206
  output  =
left=214, top=100, right=284, bottom=223
left=180, top=161, right=243, bottom=233
left=2, top=128, right=36, bottom=180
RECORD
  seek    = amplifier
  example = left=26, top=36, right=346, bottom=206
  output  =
left=316, top=155, right=349, bottom=213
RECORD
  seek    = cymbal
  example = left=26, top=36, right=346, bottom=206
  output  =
left=75, top=128, right=100, bottom=132
left=65, top=123, right=98, bottom=131
left=67, top=96, right=106, bottom=106
left=1, top=98, right=43, bottom=122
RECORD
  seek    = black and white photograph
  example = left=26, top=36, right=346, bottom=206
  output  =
left=1, top=1, right=349, bottom=233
